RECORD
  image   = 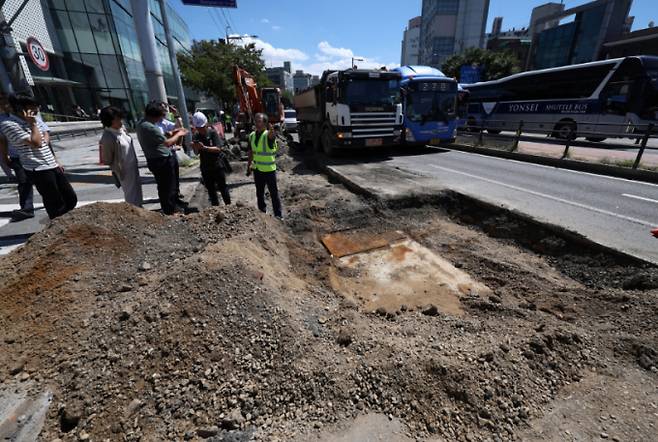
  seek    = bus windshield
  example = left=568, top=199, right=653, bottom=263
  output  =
left=406, top=81, right=457, bottom=123
left=343, top=79, right=400, bottom=108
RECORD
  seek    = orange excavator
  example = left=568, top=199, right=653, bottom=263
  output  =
left=232, top=65, right=284, bottom=139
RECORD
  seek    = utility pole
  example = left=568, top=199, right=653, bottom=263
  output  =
left=158, top=0, right=191, bottom=142
left=130, top=0, right=167, bottom=102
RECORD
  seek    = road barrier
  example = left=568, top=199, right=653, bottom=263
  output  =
left=457, top=119, right=657, bottom=170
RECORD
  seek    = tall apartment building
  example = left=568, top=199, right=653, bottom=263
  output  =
left=293, top=70, right=312, bottom=93
left=491, top=16, right=503, bottom=37
left=419, top=0, right=490, bottom=69
left=266, top=63, right=294, bottom=94
left=401, top=16, right=422, bottom=66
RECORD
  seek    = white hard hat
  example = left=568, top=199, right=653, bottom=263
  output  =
left=192, top=111, right=208, bottom=128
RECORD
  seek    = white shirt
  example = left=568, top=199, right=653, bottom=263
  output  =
left=0, top=115, right=56, bottom=171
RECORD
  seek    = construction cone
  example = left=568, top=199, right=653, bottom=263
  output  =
left=652, top=228, right=658, bottom=239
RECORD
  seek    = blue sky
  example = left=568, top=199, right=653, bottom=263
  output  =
left=171, top=0, right=656, bottom=75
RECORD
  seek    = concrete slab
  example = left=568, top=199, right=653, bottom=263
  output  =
left=328, top=233, right=491, bottom=316
left=324, top=162, right=445, bottom=201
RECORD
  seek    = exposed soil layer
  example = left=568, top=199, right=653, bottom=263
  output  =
left=1, top=146, right=657, bottom=441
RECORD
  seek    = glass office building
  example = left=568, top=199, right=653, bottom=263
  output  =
left=532, top=0, right=632, bottom=70
left=9, top=0, right=193, bottom=120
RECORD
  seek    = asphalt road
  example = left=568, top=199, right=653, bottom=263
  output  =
left=386, top=149, right=658, bottom=264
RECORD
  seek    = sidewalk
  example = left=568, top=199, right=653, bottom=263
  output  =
left=0, top=133, right=201, bottom=255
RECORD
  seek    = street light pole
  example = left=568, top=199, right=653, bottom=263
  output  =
left=158, top=0, right=191, bottom=143
left=351, top=57, right=364, bottom=69
left=130, top=0, right=167, bottom=102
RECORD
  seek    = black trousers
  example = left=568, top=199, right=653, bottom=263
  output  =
left=147, top=155, right=177, bottom=215
left=8, top=157, right=34, bottom=213
left=253, top=170, right=282, bottom=217
left=201, top=166, right=230, bottom=206
left=172, top=152, right=182, bottom=198
left=25, top=167, right=77, bottom=219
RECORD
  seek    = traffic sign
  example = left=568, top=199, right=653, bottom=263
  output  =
left=26, top=37, right=49, bottom=71
left=459, top=64, right=481, bottom=84
left=181, top=0, right=237, bottom=7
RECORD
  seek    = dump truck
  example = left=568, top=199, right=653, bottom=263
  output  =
left=233, top=65, right=284, bottom=138
left=294, top=68, right=403, bottom=155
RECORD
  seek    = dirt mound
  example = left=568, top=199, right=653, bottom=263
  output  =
left=1, top=155, right=657, bottom=441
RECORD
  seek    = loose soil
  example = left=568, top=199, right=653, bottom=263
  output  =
left=0, top=141, right=657, bottom=441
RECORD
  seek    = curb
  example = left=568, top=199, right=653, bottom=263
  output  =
left=446, top=143, right=658, bottom=184
left=321, top=162, right=656, bottom=267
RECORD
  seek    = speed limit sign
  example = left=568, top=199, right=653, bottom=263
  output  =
left=26, top=37, right=49, bottom=71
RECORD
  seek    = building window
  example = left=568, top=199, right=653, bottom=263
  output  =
left=69, top=12, right=97, bottom=53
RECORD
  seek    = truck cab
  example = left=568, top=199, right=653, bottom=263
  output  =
left=394, top=66, right=459, bottom=146
left=295, top=69, right=403, bottom=154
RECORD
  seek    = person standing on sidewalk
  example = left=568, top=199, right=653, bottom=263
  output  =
left=246, top=113, right=282, bottom=219
left=0, top=95, right=76, bottom=220
left=99, top=106, right=143, bottom=207
left=0, top=95, right=37, bottom=221
left=156, top=102, right=188, bottom=204
left=136, top=102, right=188, bottom=215
left=191, top=111, right=231, bottom=206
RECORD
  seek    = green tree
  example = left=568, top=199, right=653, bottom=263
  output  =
left=442, top=48, right=521, bottom=82
left=280, top=89, right=294, bottom=108
left=177, top=40, right=269, bottom=105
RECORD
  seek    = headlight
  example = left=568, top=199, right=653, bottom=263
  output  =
left=336, top=132, right=352, bottom=139
left=405, top=128, right=415, bottom=142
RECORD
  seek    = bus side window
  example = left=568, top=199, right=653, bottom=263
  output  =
left=602, top=78, right=632, bottom=115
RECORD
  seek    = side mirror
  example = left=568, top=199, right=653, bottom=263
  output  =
left=326, top=88, right=334, bottom=103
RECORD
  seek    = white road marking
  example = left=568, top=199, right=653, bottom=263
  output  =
left=0, top=243, right=22, bottom=256
left=0, top=219, right=9, bottom=229
left=439, top=148, right=658, bottom=189
left=622, top=193, right=658, bottom=204
left=0, top=203, right=44, bottom=211
left=428, top=164, right=655, bottom=227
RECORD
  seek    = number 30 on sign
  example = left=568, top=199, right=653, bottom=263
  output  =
left=27, top=37, right=49, bottom=71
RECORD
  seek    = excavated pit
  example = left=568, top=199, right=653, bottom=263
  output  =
left=323, top=230, right=491, bottom=316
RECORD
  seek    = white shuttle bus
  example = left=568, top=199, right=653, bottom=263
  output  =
left=463, top=56, right=658, bottom=141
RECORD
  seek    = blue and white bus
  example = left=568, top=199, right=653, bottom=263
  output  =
left=393, top=66, right=459, bottom=146
left=463, top=56, right=658, bottom=141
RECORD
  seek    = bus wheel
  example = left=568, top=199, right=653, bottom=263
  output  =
left=555, top=121, right=577, bottom=140
left=586, top=137, right=606, bottom=142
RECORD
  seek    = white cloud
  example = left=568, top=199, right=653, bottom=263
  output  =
left=235, top=35, right=309, bottom=66
left=296, top=41, right=398, bottom=76
left=233, top=36, right=398, bottom=77
left=272, top=25, right=281, bottom=31
left=260, top=18, right=270, bottom=24
left=318, top=41, right=354, bottom=59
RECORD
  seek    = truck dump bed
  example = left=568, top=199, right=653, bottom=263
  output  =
left=294, top=85, right=323, bottom=123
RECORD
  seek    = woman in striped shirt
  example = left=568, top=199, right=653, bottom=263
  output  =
left=0, top=95, right=77, bottom=219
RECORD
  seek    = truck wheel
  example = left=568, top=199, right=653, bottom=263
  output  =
left=322, top=128, right=336, bottom=156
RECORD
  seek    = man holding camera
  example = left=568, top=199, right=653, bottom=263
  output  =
left=246, top=113, right=282, bottom=219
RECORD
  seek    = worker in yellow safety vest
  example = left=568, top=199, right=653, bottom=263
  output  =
left=246, top=113, right=282, bottom=218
